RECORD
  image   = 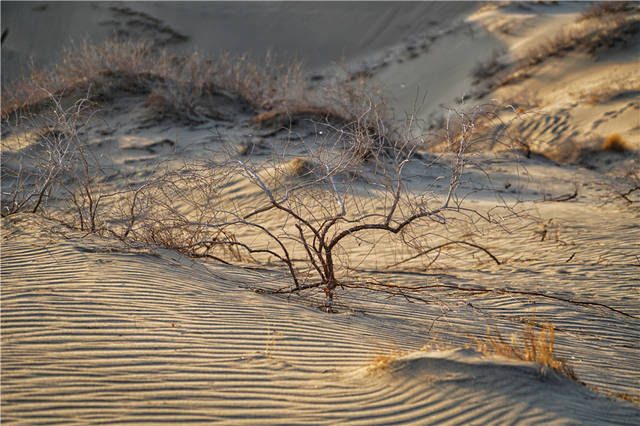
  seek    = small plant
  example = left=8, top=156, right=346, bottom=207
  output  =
left=367, top=349, right=404, bottom=375
left=473, top=323, right=576, bottom=379
left=601, top=133, right=630, bottom=152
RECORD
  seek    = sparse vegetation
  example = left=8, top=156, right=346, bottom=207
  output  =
left=2, top=38, right=394, bottom=138
left=3, top=4, right=640, bottom=421
left=367, top=349, right=405, bottom=375
left=2, top=40, right=524, bottom=310
left=473, top=323, right=576, bottom=379
left=487, top=4, right=640, bottom=90
left=601, top=133, right=630, bottom=152
left=517, top=12, right=639, bottom=71
left=1, top=39, right=305, bottom=120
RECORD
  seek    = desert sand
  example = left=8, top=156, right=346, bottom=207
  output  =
left=2, top=2, right=640, bottom=424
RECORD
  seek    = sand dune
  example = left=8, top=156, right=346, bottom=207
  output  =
left=1, top=2, right=476, bottom=86
left=2, top=1, right=639, bottom=424
left=3, top=219, right=639, bottom=424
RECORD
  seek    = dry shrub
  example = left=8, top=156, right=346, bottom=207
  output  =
left=1, top=92, right=99, bottom=219
left=424, top=103, right=515, bottom=154
left=2, top=51, right=521, bottom=310
left=601, top=133, right=630, bottom=152
left=473, top=323, right=576, bottom=379
left=2, top=40, right=160, bottom=117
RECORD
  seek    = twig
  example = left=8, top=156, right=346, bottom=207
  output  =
left=386, top=240, right=500, bottom=268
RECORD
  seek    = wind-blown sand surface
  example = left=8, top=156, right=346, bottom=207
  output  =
left=2, top=206, right=639, bottom=424
left=2, top=2, right=640, bottom=424
left=1, top=2, right=476, bottom=86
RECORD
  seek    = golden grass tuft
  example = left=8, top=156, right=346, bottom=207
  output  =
left=283, top=157, right=315, bottom=177
left=601, top=133, right=630, bottom=152
left=473, top=323, right=577, bottom=379
left=367, top=350, right=403, bottom=375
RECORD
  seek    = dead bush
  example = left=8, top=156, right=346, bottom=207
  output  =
left=2, top=42, right=528, bottom=312
left=1, top=91, right=100, bottom=221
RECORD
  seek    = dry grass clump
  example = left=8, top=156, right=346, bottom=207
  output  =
left=473, top=323, right=576, bottom=379
left=2, top=40, right=158, bottom=117
left=2, top=39, right=393, bottom=148
left=282, top=157, right=316, bottom=178
left=367, top=350, right=404, bottom=375
left=1, top=39, right=304, bottom=119
left=601, top=133, right=630, bottom=152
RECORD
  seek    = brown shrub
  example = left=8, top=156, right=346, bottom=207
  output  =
left=601, top=133, right=630, bottom=152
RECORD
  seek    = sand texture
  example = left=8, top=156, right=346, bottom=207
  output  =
left=3, top=214, right=639, bottom=424
left=2, top=1, right=640, bottom=424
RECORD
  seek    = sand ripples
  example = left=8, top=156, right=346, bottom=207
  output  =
left=2, top=223, right=639, bottom=424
